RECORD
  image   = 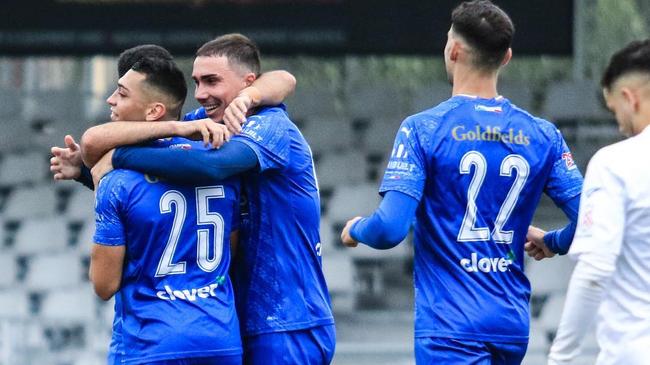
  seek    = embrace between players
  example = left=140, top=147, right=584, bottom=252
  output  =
left=50, top=1, right=650, bottom=364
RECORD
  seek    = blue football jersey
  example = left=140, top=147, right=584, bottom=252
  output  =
left=226, top=105, right=334, bottom=336
left=380, top=95, right=583, bottom=342
left=94, top=161, right=242, bottom=362
left=104, top=136, right=208, bottom=364
left=184, top=106, right=208, bottom=121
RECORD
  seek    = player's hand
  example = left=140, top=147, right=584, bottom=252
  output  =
left=340, top=216, right=362, bottom=247
left=525, top=225, right=556, bottom=261
left=50, top=135, right=83, bottom=180
left=91, top=149, right=115, bottom=188
left=177, top=118, right=231, bottom=149
left=223, top=88, right=259, bottom=134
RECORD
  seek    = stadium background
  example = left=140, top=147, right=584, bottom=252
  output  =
left=0, top=0, right=648, bottom=364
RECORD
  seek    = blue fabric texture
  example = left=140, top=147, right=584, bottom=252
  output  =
left=543, top=194, right=581, bottom=255
left=349, top=190, right=418, bottom=249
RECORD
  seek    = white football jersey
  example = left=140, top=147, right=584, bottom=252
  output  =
left=569, top=125, right=650, bottom=365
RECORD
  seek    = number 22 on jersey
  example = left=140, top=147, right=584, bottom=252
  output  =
left=457, top=151, right=529, bottom=244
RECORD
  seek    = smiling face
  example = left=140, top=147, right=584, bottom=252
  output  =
left=192, top=55, right=250, bottom=122
left=106, top=70, right=150, bottom=121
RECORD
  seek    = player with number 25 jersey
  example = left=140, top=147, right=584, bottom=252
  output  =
left=382, top=95, right=583, bottom=342
left=94, top=164, right=242, bottom=364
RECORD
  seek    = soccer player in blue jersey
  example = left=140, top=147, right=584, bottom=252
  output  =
left=340, top=1, right=583, bottom=364
left=50, top=44, right=173, bottom=189
left=89, top=56, right=244, bottom=364
left=50, top=44, right=296, bottom=187
left=84, top=34, right=335, bottom=365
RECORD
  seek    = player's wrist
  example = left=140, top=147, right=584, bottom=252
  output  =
left=543, top=231, right=561, bottom=254
left=171, top=121, right=187, bottom=137
left=241, top=86, right=262, bottom=107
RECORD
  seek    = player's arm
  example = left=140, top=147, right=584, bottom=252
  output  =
left=341, top=190, right=418, bottom=249
left=90, top=170, right=128, bottom=301
left=543, top=194, right=580, bottom=254
left=540, top=130, right=584, bottom=256
left=111, top=140, right=259, bottom=184
left=548, top=151, right=623, bottom=364
left=342, top=117, right=426, bottom=249
left=89, top=244, right=125, bottom=301
left=253, top=70, right=296, bottom=105
left=80, top=119, right=230, bottom=167
left=525, top=194, right=581, bottom=260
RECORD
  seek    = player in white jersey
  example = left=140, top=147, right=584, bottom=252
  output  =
left=547, top=39, right=650, bottom=365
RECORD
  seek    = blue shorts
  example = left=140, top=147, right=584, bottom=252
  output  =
left=143, top=355, right=242, bottom=365
left=243, top=324, right=336, bottom=365
left=415, top=337, right=527, bottom=365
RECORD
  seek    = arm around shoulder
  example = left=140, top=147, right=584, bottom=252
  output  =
left=80, top=121, right=182, bottom=167
left=250, top=70, right=296, bottom=107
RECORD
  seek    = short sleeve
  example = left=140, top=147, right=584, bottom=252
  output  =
left=379, top=117, right=427, bottom=201
left=232, top=112, right=290, bottom=172
left=545, top=129, right=584, bottom=204
left=93, top=172, right=128, bottom=246
left=569, top=149, right=625, bottom=265
left=183, top=107, right=208, bottom=121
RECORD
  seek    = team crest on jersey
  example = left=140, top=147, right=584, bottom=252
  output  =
left=562, top=152, right=577, bottom=170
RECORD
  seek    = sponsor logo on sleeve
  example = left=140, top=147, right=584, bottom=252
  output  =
left=562, top=152, right=577, bottom=170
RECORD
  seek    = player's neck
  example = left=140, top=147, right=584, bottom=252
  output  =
left=451, top=67, right=499, bottom=99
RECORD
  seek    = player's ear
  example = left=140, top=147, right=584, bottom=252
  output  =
left=501, top=48, right=512, bottom=66
left=145, top=102, right=167, bottom=121
left=450, top=41, right=461, bottom=62
left=621, top=87, right=639, bottom=113
left=243, top=72, right=257, bottom=87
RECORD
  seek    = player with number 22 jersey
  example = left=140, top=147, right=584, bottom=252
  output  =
left=381, top=95, right=583, bottom=342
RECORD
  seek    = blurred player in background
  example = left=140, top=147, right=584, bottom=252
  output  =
left=340, top=1, right=583, bottom=363
left=85, top=33, right=335, bottom=365
left=547, top=39, right=650, bottom=365
left=90, top=56, right=243, bottom=364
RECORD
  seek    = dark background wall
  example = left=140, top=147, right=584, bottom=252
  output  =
left=1, top=0, right=573, bottom=56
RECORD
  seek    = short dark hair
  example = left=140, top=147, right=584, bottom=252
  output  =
left=451, top=0, right=514, bottom=70
left=118, top=44, right=174, bottom=78
left=196, top=33, right=261, bottom=76
left=131, top=57, right=187, bottom=119
left=601, top=39, right=650, bottom=90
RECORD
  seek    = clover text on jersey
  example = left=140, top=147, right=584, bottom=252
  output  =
left=156, top=276, right=226, bottom=301
left=460, top=252, right=513, bottom=273
left=451, top=126, right=531, bottom=146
